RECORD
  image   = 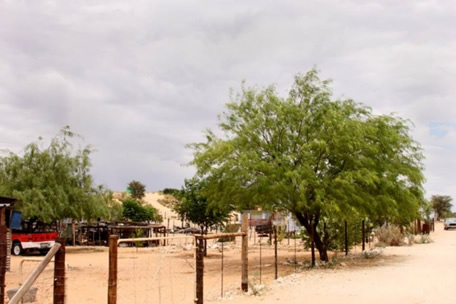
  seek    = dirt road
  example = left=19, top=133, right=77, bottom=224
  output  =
left=222, top=222, right=455, bottom=304
left=7, top=222, right=454, bottom=304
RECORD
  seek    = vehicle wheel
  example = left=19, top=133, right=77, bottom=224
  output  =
left=11, top=242, right=22, bottom=256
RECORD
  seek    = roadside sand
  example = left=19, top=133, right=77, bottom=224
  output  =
left=5, top=222, right=453, bottom=304
left=217, top=221, right=455, bottom=304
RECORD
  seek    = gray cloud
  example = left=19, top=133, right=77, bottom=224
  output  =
left=1, top=0, right=456, bottom=201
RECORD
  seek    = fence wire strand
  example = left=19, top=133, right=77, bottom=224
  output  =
left=117, top=242, right=195, bottom=304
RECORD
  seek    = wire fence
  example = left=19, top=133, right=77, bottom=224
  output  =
left=202, top=238, right=243, bottom=302
left=107, top=233, right=325, bottom=304
left=1, top=218, right=433, bottom=304
left=116, top=242, right=195, bottom=304
left=15, top=259, right=55, bottom=304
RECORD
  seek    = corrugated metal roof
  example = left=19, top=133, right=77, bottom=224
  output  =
left=0, top=196, right=17, bottom=207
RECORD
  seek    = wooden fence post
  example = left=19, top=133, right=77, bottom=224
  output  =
left=0, top=225, right=7, bottom=304
left=195, top=236, right=204, bottom=304
left=241, top=212, right=248, bottom=292
left=54, top=238, right=66, bottom=304
left=108, top=235, right=118, bottom=304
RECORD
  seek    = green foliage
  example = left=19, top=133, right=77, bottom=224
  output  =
left=133, top=228, right=145, bottom=247
left=122, top=197, right=161, bottom=222
left=189, top=69, right=425, bottom=261
left=431, top=195, right=453, bottom=220
left=162, top=188, right=180, bottom=196
left=107, top=199, right=124, bottom=222
left=0, top=126, right=112, bottom=223
left=420, top=200, right=433, bottom=222
left=301, top=217, right=367, bottom=251
left=173, top=178, right=232, bottom=232
left=127, top=180, right=146, bottom=200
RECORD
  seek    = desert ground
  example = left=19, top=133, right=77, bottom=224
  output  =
left=5, top=207, right=455, bottom=304
left=6, top=234, right=313, bottom=304
left=221, top=221, right=456, bottom=304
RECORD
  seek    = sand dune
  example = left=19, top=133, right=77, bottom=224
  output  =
left=143, top=192, right=180, bottom=226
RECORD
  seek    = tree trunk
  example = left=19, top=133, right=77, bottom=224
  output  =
left=295, top=212, right=329, bottom=262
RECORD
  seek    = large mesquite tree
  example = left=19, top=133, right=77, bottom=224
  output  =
left=189, top=70, right=425, bottom=261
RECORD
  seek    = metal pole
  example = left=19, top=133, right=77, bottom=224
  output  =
left=221, top=241, right=224, bottom=298
left=274, top=226, right=278, bottom=279
left=53, top=238, right=66, bottom=304
left=287, top=220, right=290, bottom=246
left=362, top=220, right=365, bottom=251
left=259, top=237, right=262, bottom=284
left=294, top=232, right=297, bottom=273
left=311, top=219, right=315, bottom=267
left=71, top=220, right=76, bottom=246
left=344, top=220, right=348, bottom=256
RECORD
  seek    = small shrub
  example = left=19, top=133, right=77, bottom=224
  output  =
left=374, top=242, right=387, bottom=248
left=415, top=234, right=433, bottom=244
left=363, top=247, right=383, bottom=259
left=247, top=272, right=264, bottom=296
left=405, top=233, right=415, bottom=246
left=375, top=225, right=404, bottom=246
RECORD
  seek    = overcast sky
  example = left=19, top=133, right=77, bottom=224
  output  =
left=1, top=0, right=455, bottom=202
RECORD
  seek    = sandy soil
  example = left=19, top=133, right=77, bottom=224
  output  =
left=4, top=222, right=453, bottom=304
left=142, top=192, right=179, bottom=223
left=217, top=221, right=456, bottom=304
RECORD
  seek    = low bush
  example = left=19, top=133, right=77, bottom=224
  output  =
left=375, top=225, right=404, bottom=246
left=414, top=234, right=433, bottom=244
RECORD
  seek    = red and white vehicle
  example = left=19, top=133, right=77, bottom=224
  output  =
left=11, top=221, right=59, bottom=256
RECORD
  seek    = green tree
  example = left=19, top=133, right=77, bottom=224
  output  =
left=189, top=70, right=425, bottom=261
left=0, top=126, right=111, bottom=223
left=431, top=195, right=453, bottom=220
left=127, top=180, right=146, bottom=200
left=174, top=178, right=232, bottom=233
left=174, top=178, right=232, bottom=256
left=162, top=188, right=180, bottom=196
left=122, top=197, right=161, bottom=222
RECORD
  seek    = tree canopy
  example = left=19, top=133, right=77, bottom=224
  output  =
left=173, top=178, right=232, bottom=233
left=431, top=195, right=453, bottom=220
left=189, top=69, right=425, bottom=261
left=127, top=180, right=146, bottom=200
left=122, top=197, right=161, bottom=223
left=0, top=126, right=111, bottom=223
